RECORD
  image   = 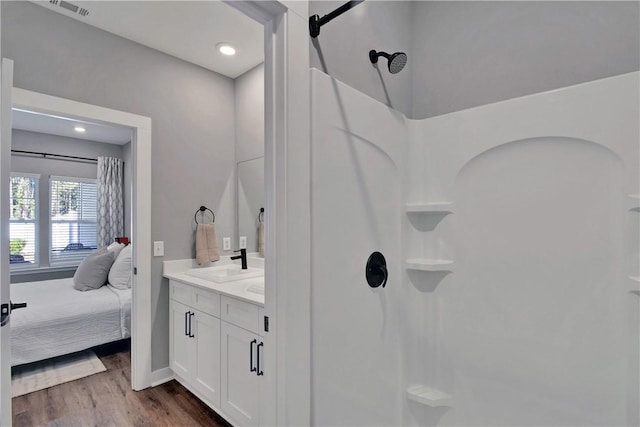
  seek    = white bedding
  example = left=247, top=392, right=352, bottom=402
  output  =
left=10, top=278, right=131, bottom=366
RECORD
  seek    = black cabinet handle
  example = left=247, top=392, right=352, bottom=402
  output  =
left=250, top=339, right=257, bottom=372
left=189, top=312, right=195, bottom=338
left=184, top=311, right=190, bottom=336
left=257, top=342, right=264, bottom=376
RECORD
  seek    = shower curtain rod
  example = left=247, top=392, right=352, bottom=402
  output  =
left=11, top=149, right=97, bottom=163
left=309, top=0, right=364, bottom=38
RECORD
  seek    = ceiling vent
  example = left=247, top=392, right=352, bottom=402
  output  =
left=49, top=0, right=90, bottom=18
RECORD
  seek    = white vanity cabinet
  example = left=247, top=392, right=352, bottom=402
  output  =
left=220, top=296, right=265, bottom=426
left=169, top=281, right=221, bottom=408
left=169, top=279, right=265, bottom=427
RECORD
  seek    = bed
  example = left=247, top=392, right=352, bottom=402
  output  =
left=10, top=278, right=131, bottom=366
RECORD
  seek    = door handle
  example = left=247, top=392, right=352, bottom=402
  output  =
left=1, top=301, right=28, bottom=327
left=256, top=342, right=264, bottom=376
left=11, top=302, right=27, bottom=311
left=184, top=311, right=189, bottom=336
left=250, top=339, right=257, bottom=372
left=188, top=312, right=195, bottom=338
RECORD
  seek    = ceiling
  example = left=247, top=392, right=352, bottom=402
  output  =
left=17, top=1, right=263, bottom=144
left=31, top=0, right=264, bottom=79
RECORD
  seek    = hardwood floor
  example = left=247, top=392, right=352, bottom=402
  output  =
left=12, top=340, right=232, bottom=427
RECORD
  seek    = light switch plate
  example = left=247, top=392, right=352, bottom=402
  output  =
left=239, top=236, right=247, bottom=249
left=153, top=241, right=164, bottom=257
left=223, top=237, right=231, bottom=251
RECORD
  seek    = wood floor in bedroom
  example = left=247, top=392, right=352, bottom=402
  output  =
left=12, top=340, right=232, bottom=427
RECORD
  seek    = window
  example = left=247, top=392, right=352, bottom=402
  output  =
left=10, top=174, right=39, bottom=269
left=50, top=176, right=97, bottom=266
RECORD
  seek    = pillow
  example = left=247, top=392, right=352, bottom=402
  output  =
left=107, top=242, right=125, bottom=259
left=73, top=248, right=116, bottom=291
left=109, top=244, right=132, bottom=289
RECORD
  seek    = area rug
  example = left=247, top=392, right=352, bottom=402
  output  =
left=11, top=350, right=106, bottom=397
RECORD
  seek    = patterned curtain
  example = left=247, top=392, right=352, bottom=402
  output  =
left=97, top=156, right=124, bottom=247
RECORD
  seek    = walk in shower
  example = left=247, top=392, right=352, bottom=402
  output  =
left=309, top=63, right=639, bottom=426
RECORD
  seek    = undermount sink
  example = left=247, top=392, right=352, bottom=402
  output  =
left=185, top=265, right=263, bottom=283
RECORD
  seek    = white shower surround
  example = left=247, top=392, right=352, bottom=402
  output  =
left=310, top=68, right=639, bottom=426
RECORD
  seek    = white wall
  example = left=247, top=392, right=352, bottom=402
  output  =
left=1, top=1, right=236, bottom=371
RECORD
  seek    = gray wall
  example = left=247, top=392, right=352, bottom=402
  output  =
left=11, top=129, right=124, bottom=283
left=309, top=1, right=414, bottom=117
left=309, top=1, right=640, bottom=119
left=235, top=63, right=264, bottom=163
left=411, top=1, right=640, bottom=118
left=2, top=1, right=236, bottom=370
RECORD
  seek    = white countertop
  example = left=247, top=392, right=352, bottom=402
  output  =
left=163, top=257, right=265, bottom=306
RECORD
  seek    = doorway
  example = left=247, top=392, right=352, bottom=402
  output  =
left=8, top=86, right=153, bottom=392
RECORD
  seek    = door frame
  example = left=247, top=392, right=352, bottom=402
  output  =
left=8, top=88, right=153, bottom=393
left=0, top=58, right=14, bottom=427
left=223, top=1, right=311, bottom=425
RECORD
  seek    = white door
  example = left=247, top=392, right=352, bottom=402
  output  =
left=0, top=58, right=14, bottom=426
left=192, top=309, right=221, bottom=407
left=221, top=321, right=261, bottom=426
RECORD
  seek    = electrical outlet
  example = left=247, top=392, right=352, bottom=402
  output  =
left=239, top=236, right=247, bottom=249
left=153, top=241, right=164, bottom=257
left=223, top=237, right=231, bottom=251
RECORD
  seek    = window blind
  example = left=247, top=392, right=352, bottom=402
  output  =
left=50, top=176, right=98, bottom=266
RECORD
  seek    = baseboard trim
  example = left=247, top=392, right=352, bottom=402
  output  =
left=150, top=367, right=173, bottom=387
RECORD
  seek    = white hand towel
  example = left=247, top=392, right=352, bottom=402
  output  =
left=196, top=223, right=220, bottom=264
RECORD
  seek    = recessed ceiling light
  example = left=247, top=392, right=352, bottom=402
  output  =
left=217, top=43, right=236, bottom=56
left=74, top=126, right=86, bottom=133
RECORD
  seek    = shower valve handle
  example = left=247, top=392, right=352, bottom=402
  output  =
left=366, top=252, right=388, bottom=288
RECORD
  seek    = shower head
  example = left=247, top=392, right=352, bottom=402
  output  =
left=369, top=50, right=407, bottom=74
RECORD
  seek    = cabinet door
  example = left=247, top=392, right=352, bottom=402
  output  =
left=192, top=309, right=221, bottom=408
left=221, top=322, right=262, bottom=426
left=170, top=300, right=192, bottom=380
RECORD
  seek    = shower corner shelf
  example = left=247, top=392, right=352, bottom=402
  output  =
left=629, top=276, right=640, bottom=283
left=629, top=194, right=640, bottom=210
left=405, top=258, right=454, bottom=272
left=407, top=385, right=452, bottom=407
left=405, top=202, right=453, bottom=214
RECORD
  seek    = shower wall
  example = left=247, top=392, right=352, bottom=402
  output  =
left=310, top=69, right=406, bottom=426
left=310, top=68, right=639, bottom=426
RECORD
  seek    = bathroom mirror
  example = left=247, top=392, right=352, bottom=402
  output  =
left=237, top=157, right=264, bottom=256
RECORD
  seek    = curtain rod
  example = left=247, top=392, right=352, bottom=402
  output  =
left=11, top=149, right=97, bottom=163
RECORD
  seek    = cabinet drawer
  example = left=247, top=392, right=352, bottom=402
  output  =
left=192, top=287, right=221, bottom=317
left=221, top=296, right=263, bottom=335
left=170, top=280, right=191, bottom=305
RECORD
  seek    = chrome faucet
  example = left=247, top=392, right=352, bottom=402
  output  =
left=231, top=248, right=248, bottom=270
